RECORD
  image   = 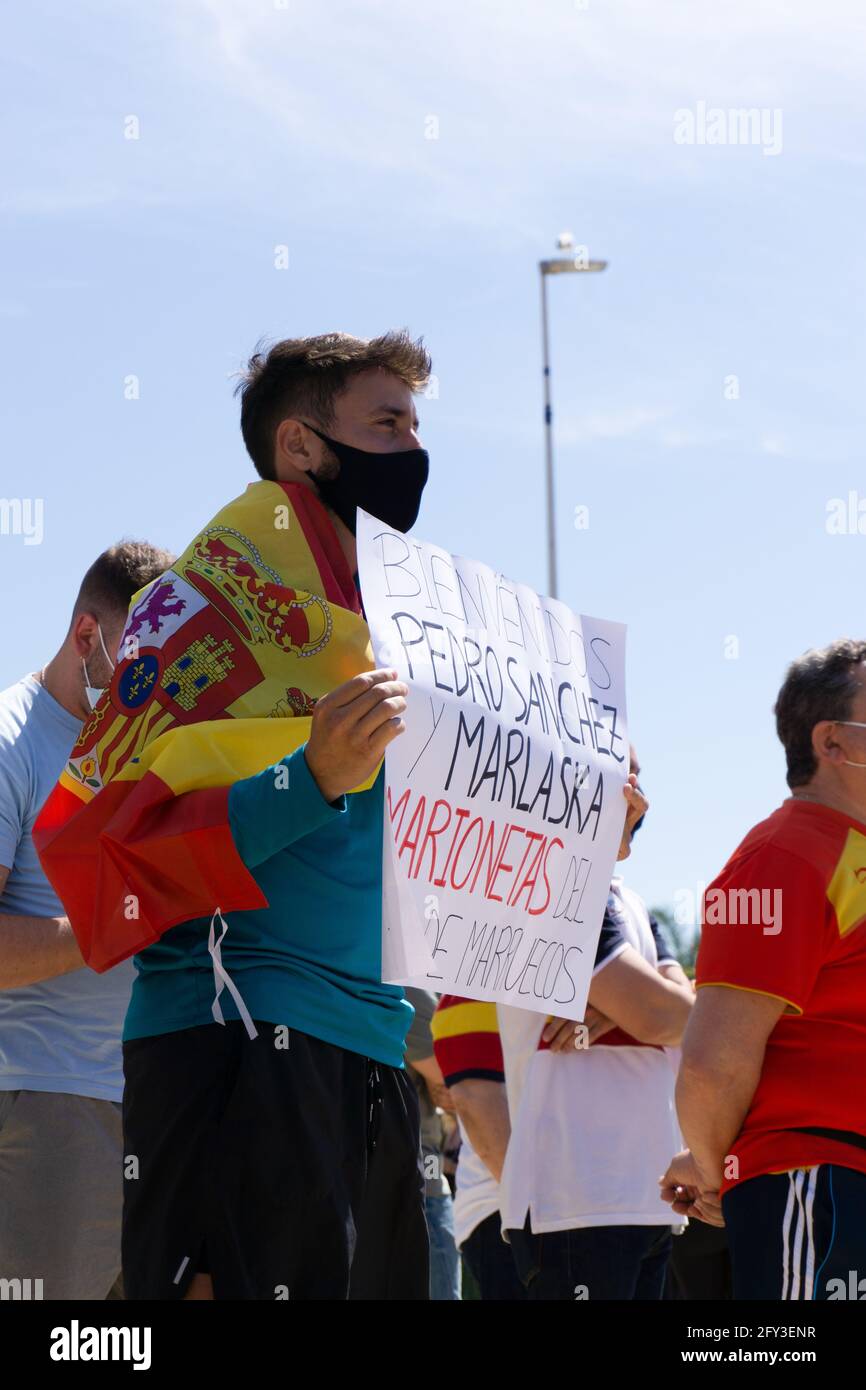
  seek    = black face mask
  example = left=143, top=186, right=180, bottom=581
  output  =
left=304, top=424, right=429, bottom=536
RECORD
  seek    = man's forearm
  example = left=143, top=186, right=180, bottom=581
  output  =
left=676, top=1056, right=761, bottom=1188
left=0, top=913, right=84, bottom=988
left=644, top=979, right=694, bottom=1046
left=460, top=1111, right=508, bottom=1183
left=451, top=1081, right=511, bottom=1183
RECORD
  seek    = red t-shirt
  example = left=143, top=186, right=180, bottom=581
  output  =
left=696, top=797, right=866, bottom=1193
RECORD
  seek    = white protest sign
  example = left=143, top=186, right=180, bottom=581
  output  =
left=357, top=508, right=629, bottom=1021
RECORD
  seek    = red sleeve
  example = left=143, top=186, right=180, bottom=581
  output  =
left=696, top=844, right=829, bottom=1013
left=431, top=994, right=504, bottom=1085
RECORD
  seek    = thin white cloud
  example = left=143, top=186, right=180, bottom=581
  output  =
left=761, top=435, right=787, bottom=455
left=558, top=407, right=670, bottom=443
left=184, top=0, right=866, bottom=157
left=6, top=0, right=866, bottom=230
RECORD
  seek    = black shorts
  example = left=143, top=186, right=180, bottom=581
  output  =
left=122, top=1021, right=428, bottom=1300
left=723, top=1164, right=866, bottom=1300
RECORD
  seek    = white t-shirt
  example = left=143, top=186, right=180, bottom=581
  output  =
left=452, top=1121, right=501, bottom=1249
left=497, top=878, right=686, bottom=1233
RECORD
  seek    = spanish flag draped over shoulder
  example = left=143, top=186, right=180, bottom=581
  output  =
left=34, top=480, right=378, bottom=973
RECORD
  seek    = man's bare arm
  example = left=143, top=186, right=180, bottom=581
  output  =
left=658, top=960, right=692, bottom=989
left=586, top=945, right=695, bottom=1046
left=676, top=984, right=786, bottom=1189
left=410, top=1051, right=455, bottom=1112
left=449, top=1077, right=510, bottom=1183
left=0, top=864, right=84, bottom=989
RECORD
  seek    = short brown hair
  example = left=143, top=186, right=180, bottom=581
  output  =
left=774, top=638, right=866, bottom=788
left=236, top=330, right=432, bottom=479
left=73, top=541, right=175, bottom=623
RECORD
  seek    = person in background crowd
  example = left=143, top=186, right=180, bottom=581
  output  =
left=436, top=753, right=690, bottom=1299
left=0, top=541, right=174, bottom=1298
left=662, top=639, right=866, bottom=1299
left=404, top=987, right=461, bottom=1300
left=431, top=995, right=525, bottom=1300
left=499, top=749, right=693, bottom=1299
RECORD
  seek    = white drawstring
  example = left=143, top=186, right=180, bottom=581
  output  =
left=207, top=908, right=258, bottom=1040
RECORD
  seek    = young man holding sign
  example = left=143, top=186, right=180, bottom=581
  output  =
left=36, top=332, right=435, bottom=1300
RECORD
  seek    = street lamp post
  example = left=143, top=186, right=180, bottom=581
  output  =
left=539, top=237, right=607, bottom=600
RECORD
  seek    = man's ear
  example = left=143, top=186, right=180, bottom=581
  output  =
left=275, top=418, right=315, bottom=475
left=812, top=719, right=843, bottom=766
left=70, top=611, right=98, bottom=659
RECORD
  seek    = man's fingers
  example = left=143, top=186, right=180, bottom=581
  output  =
left=622, top=783, right=648, bottom=824
left=660, top=1187, right=692, bottom=1210
left=355, top=690, right=409, bottom=739
left=325, top=668, right=400, bottom=710
left=366, top=715, right=407, bottom=763
left=690, top=1199, right=726, bottom=1227
left=344, top=679, right=408, bottom=730
left=659, top=1172, right=725, bottom=1227
left=543, top=1016, right=602, bottom=1052
left=550, top=1022, right=579, bottom=1052
left=578, top=1004, right=614, bottom=1045
left=542, top=1016, right=570, bottom=1045
left=315, top=677, right=408, bottom=738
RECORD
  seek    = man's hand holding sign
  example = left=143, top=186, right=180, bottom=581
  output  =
left=304, top=668, right=409, bottom=803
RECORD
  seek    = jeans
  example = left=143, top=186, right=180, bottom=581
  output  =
left=425, top=1192, right=461, bottom=1300
left=507, top=1218, right=673, bottom=1300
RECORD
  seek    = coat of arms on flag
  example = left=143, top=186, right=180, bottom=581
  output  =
left=35, top=480, right=379, bottom=971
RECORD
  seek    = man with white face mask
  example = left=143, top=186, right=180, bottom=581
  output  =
left=662, top=637, right=866, bottom=1300
left=0, top=540, right=172, bottom=1298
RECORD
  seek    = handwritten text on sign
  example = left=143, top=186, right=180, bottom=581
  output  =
left=357, top=509, right=628, bottom=1021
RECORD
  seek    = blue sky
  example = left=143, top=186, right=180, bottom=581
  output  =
left=3, top=0, right=864, bottom=928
